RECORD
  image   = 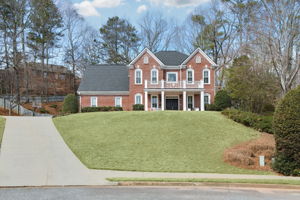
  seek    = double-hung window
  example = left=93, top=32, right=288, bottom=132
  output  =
left=115, top=97, right=122, bottom=107
left=203, top=69, right=210, bottom=84
left=91, top=97, right=98, bottom=107
left=167, top=72, right=177, bottom=83
left=151, top=95, right=158, bottom=109
left=135, top=94, right=142, bottom=104
left=135, top=69, right=142, bottom=84
left=204, top=93, right=210, bottom=105
left=187, top=69, right=194, bottom=84
left=151, top=69, right=158, bottom=84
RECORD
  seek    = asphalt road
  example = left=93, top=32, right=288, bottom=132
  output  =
left=0, top=186, right=299, bottom=200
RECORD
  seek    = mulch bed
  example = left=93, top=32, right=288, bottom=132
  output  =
left=0, top=108, right=19, bottom=116
left=223, top=133, right=275, bottom=172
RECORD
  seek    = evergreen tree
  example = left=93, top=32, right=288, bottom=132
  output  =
left=100, top=16, right=140, bottom=64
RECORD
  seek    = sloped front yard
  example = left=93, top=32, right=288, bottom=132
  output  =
left=53, top=111, right=272, bottom=174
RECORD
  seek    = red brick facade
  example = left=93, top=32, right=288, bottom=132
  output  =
left=79, top=48, right=216, bottom=111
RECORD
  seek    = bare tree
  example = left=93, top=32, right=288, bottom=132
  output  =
left=253, top=0, right=300, bottom=94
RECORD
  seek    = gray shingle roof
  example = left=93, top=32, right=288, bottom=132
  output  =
left=155, top=51, right=189, bottom=66
left=78, top=64, right=129, bottom=92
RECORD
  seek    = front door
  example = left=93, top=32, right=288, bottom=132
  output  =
left=166, top=99, right=178, bottom=110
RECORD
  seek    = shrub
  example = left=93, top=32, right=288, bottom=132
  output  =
left=205, top=104, right=220, bottom=111
left=50, top=104, right=58, bottom=109
left=62, top=94, right=78, bottom=114
left=222, top=108, right=273, bottom=134
left=133, top=104, right=144, bottom=111
left=215, top=90, right=231, bottom=110
left=81, top=106, right=123, bottom=113
left=272, top=86, right=300, bottom=176
left=39, top=107, right=49, bottom=114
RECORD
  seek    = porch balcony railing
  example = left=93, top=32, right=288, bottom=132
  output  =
left=145, top=80, right=204, bottom=89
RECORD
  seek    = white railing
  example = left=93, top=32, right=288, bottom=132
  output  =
left=145, top=80, right=204, bottom=89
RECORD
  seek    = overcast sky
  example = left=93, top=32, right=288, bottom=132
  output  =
left=66, top=0, right=211, bottom=28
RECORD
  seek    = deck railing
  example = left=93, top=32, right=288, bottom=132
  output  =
left=145, top=80, right=204, bottom=89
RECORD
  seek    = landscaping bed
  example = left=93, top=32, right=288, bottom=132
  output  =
left=224, top=133, right=275, bottom=172
left=53, top=111, right=272, bottom=174
left=22, top=102, right=63, bottom=115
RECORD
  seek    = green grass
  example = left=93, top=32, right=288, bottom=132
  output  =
left=53, top=111, right=272, bottom=174
left=0, top=117, right=5, bottom=147
left=107, top=177, right=300, bottom=186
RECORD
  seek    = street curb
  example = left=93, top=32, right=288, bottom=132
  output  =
left=115, top=181, right=300, bottom=190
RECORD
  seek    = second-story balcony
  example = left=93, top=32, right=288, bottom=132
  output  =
left=145, top=80, right=204, bottom=90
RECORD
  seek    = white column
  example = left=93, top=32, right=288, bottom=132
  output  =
left=161, top=91, right=165, bottom=111
left=183, top=91, right=187, bottom=111
left=200, top=91, right=205, bottom=111
left=145, top=92, right=148, bottom=111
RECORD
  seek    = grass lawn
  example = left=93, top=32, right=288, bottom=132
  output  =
left=0, top=117, right=5, bottom=147
left=107, top=177, right=300, bottom=186
left=53, top=111, right=272, bottom=174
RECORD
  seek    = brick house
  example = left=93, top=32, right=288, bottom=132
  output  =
left=78, top=48, right=217, bottom=111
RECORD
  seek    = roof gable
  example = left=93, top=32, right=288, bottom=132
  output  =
left=129, top=48, right=164, bottom=66
left=181, top=48, right=217, bottom=66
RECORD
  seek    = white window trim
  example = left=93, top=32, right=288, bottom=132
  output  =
left=166, top=72, right=178, bottom=83
left=135, top=93, right=143, bottom=104
left=203, top=69, right=210, bottom=84
left=204, top=93, right=211, bottom=105
left=135, top=69, right=143, bottom=85
left=186, top=69, right=194, bottom=84
left=90, top=96, right=98, bottom=107
left=115, top=96, right=122, bottom=107
left=187, top=95, right=194, bottom=110
left=151, top=68, right=159, bottom=84
left=151, top=95, right=158, bottom=109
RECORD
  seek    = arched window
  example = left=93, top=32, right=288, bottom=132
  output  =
left=204, top=93, right=211, bottom=105
left=135, top=69, right=142, bottom=84
left=203, top=69, right=210, bottom=84
left=186, top=68, right=194, bottom=84
left=196, top=56, right=201, bottom=64
left=143, top=56, right=149, bottom=64
left=135, top=93, right=143, bottom=105
left=151, top=68, right=158, bottom=84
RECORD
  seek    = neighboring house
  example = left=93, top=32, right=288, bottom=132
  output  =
left=78, top=48, right=217, bottom=111
left=0, top=63, right=79, bottom=96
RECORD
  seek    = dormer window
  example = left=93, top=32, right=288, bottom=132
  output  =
left=196, top=56, right=201, bottom=64
left=143, top=56, right=149, bottom=64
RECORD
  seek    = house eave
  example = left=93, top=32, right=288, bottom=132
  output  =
left=78, top=91, right=129, bottom=95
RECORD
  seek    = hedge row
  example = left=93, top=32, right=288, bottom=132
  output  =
left=133, top=104, right=144, bottom=111
left=221, top=109, right=273, bottom=134
left=81, top=106, right=123, bottom=112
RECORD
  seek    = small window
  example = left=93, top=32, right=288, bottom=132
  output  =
left=167, top=72, right=177, bottom=82
left=91, top=97, right=98, bottom=107
left=43, top=72, right=47, bottom=78
left=196, top=56, right=201, bottom=63
left=187, top=69, right=194, bottom=84
left=115, top=97, right=122, bottom=107
left=203, top=69, right=210, bottom=84
left=135, top=69, right=142, bottom=84
left=151, top=95, right=158, bottom=109
left=187, top=96, right=193, bottom=109
left=204, top=93, right=210, bottom=105
left=60, top=74, right=65, bottom=80
left=143, top=56, right=149, bottom=64
left=151, top=69, right=158, bottom=84
left=135, top=94, right=142, bottom=104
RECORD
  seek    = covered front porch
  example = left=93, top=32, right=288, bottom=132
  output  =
left=144, top=90, right=205, bottom=111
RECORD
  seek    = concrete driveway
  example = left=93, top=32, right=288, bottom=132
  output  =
left=0, top=117, right=110, bottom=186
